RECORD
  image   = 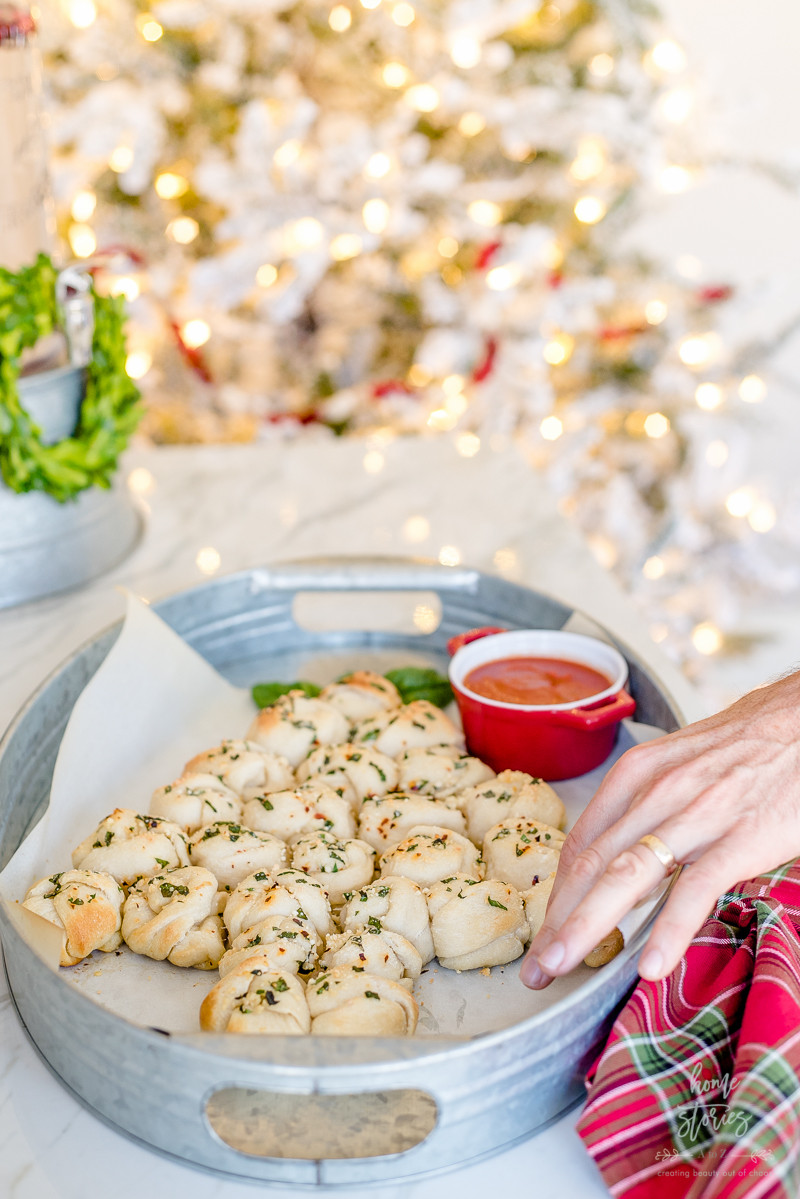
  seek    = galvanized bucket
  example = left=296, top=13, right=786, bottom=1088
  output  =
left=0, top=267, right=141, bottom=608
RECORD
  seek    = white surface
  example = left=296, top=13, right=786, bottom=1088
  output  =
left=0, top=437, right=700, bottom=1199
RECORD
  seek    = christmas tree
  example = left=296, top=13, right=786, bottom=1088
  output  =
left=40, top=0, right=780, bottom=682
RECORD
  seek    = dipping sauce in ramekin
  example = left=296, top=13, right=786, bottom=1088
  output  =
left=464, top=656, right=611, bottom=707
left=448, top=629, right=636, bottom=780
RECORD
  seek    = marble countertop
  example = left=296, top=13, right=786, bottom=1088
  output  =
left=0, top=435, right=701, bottom=1199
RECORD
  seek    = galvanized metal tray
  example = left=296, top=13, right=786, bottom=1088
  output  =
left=0, top=558, right=684, bottom=1187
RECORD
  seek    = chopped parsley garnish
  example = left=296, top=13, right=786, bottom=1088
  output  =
left=259, top=797, right=274, bottom=811
left=364, top=990, right=380, bottom=999
left=487, top=896, right=508, bottom=910
left=272, top=977, right=289, bottom=992
left=160, top=882, right=190, bottom=898
left=67, top=896, right=84, bottom=906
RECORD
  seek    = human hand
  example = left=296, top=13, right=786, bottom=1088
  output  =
left=520, top=671, right=800, bottom=989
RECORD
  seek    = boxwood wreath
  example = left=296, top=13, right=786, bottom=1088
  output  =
left=0, top=254, right=141, bottom=502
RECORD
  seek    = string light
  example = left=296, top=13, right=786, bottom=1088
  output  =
left=181, top=319, right=210, bottom=348
left=68, top=224, right=97, bottom=257
left=540, top=415, right=563, bottom=440
left=256, top=263, right=278, bottom=287
left=450, top=36, right=481, bottom=69
left=588, top=53, right=614, bottom=77
left=438, top=545, right=461, bottom=566
left=136, top=13, right=163, bottom=40
left=329, top=5, right=352, bottom=31
left=570, top=139, right=605, bottom=181
left=442, top=374, right=464, bottom=396
left=286, top=217, right=324, bottom=251
left=445, top=391, right=468, bottom=417
left=725, top=488, right=756, bottom=518
left=155, top=172, right=189, bottom=199
left=650, top=40, right=687, bottom=73
left=739, top=374, right=766, bottom=403
left=125, top=350, right=152, bottom=379
left=330, top=233, right=362, bottom=260
left=456, top=432, right=481, bottom=457
left=660, top=87, right=693, bottom=123
left=574, top=195, right=606, bottom=224
left=363, top=198, right=390, bottom=233
left=487, top=263, right=521, bottom=290
left=438, top=236, right=459, bottom=258
left=428, top=408, right=456, bottom=430
left=382, top=61, right=408, bottom=87
left=644, top=412, right=670, bottom=438
left=167, top=217, right=199, bottom=244
left=468, top=199, right=502, bottom=226
left=392, top=3, right=415, bottom=26
left=679, top=334, right=716, bottom=367
left=196, top=547, right=221, bottom=575
left=363, top=450, right=385, bottom=473
left=127, top=467, right=156, bottom=494
left=645, top=299, right=668, bottom=325
left=70, top=190, right=96, bottom=222
left=696, top=382, right=723, bottom=410
left=493, top=547, right=519, bottom=575
left=692, top=622, right=722, bottom=655
left=543, top=335, right=574, bottom=365
left=68, top=0, right=96, bottom=30
left=748, top=500, right=776, bottom=533
left=361, top=0, right=380, bottom=9
left=413, top=605, right=438, bottom=633
left=109, top=276, right=140, bottom=301
left=459, top=112, right=486, bottom=137
left=407, top=363, right=431, bottom=386
left=109, top=145, right=134, bottom=173
left=643, top=556, right=665, bottom=580
left=405, top=84, right=439, bottom=112
left=274, top=140, right=302, bottom=167
left=403, top=515, right=430, bottom=542
left=365, top=152, right=391, bottom=178
left=659, top=165, right=693, bottom=193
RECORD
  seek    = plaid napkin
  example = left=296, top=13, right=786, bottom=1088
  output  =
left=576, top=863, right=800, bottom=1198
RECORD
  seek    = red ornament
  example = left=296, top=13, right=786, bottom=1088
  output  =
left=472, top=335, right=499, bottom=383
left=598, top=323, right=649, bottom=342
left=696, top=284, right=734, bottom=304
left=475, top=241, right=502, bottom=271
left=168, top=317, right=213, bottom=384
left=547, top=271, right=564, bottom=289
left=371, top=379, right=416, bottom=399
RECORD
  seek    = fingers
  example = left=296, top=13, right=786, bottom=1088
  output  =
left=637, top=845, right=753, bottom=979
left=521, top=804, right=724, bottom=989
left=525, top=838, right=676, bottom=981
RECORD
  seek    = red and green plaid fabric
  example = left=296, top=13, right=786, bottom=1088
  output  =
left=577, top=863, right=800, bottom=1198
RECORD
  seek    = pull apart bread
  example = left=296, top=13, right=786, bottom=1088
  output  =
left=121, top=866, right=225, bottom=969
left=246, top=693, right=349, bottom=768
left=426, top=874, right=529, bottom=971
left=72, top=809, right=189, bottom=885
left=23, top=869, right=124, bottom=966
left=200, top=962, right=310, bottom=1034
left=30, top=668, right=627, bottom=1037
left=319, top=671, right=402, bottom=724
left=241, top=781, right=355, bottom=842
left=306, top=965, right=418, bottom=1036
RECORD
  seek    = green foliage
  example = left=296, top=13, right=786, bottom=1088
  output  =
left=384, top=667, right=453, bottom=707
left=251, top=680, right=322, bottom=708
left=0, top=254, right=142, bottom=502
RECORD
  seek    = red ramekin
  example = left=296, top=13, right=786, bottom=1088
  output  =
left=448, top=627, right=636, bottom=781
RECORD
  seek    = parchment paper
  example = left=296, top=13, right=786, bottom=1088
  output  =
left=0, top=595, right=665, bottom=1037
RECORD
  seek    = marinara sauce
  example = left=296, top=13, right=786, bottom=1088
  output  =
left=464, top=656, right=611, bottom=706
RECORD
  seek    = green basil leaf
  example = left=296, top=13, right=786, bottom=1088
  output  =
left=251, top=680, right=322, bottom=708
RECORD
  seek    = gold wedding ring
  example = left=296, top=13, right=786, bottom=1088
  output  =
left=638, top=833, right=678, bottom=875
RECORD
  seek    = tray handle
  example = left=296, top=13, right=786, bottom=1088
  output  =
left=249, top=556, right=481, bottom=595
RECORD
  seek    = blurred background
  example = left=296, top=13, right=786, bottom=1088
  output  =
left=28, top=0, right=800, bottom=711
